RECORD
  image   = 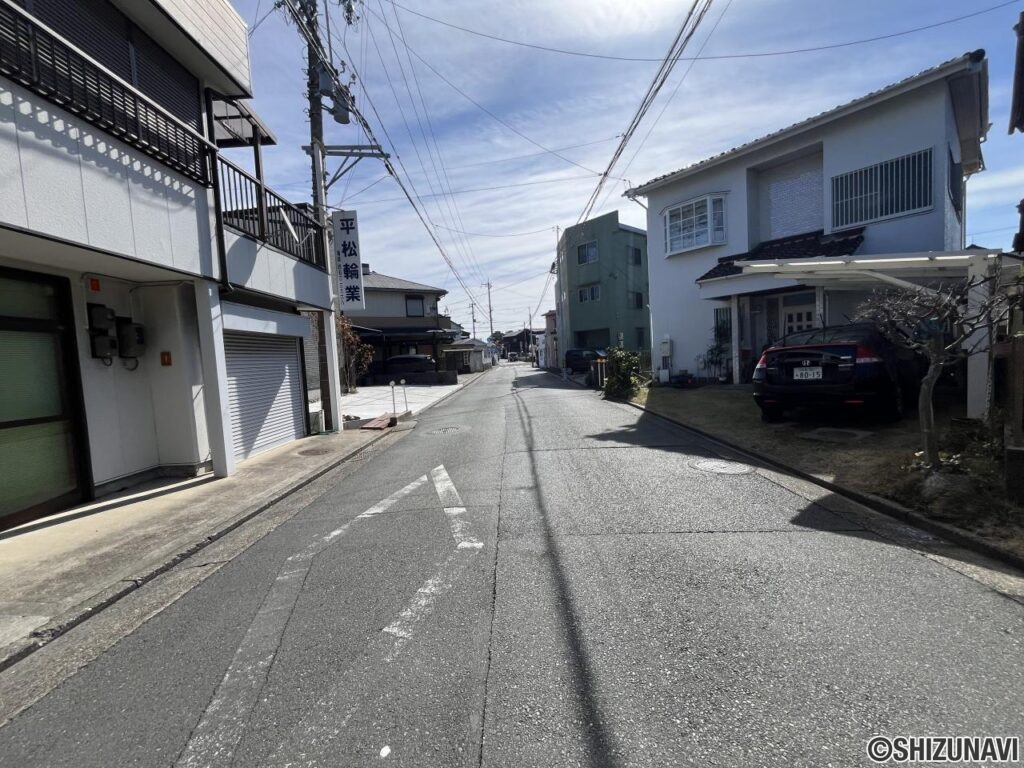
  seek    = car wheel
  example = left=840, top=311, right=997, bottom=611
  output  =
left=760, top=406, right=784, bottom=423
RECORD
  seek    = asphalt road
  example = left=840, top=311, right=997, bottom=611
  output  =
left=1, top=364, right=1022, bottom=767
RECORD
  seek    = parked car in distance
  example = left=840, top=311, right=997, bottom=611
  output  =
left=752, top=323, right=925, bottom=422
left=564, top=348, right=605, bottom=373
left=507, top=352, right=519, bottom=362
left=385, top=354, right=435, bottom=373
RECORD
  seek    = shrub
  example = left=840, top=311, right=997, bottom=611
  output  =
left=603, top=346, right=642, bottom=400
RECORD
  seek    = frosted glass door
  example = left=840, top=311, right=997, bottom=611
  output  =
left=0, top=276, right=81, bottom=520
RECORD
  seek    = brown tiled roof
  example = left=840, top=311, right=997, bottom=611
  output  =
left=629, top=51, right=984, bottom=196
left=696, top=228, right=865, bottom=283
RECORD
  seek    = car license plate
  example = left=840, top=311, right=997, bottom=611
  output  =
left=793, top=367, right=823, bottom=380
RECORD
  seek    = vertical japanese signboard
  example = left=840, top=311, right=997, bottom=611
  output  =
left=331, top=209, right=364, bottom=310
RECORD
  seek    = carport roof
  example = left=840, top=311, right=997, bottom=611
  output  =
left=696, top=228, right=864, bottom=283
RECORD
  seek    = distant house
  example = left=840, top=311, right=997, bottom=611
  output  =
left=626, top=51, right=989, bottom=401
left=555, top=211, right=649, bottom=363
left=344, top=265, right=460, bottom=369
left=502, top=328, right=543, bottom=358
left=441, top=339, right=493, bottom=373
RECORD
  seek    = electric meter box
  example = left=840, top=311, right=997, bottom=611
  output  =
left=90, top=334, right=117, bottom=360
left=87, top=303, right=115, bottom=331
left=116, top=319, right=146, bottom=358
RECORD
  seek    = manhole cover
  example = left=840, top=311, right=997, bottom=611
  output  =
left=688, top=458, right=753, bottom=475
left=429, top=426, right=462, bottom=435
left=298, top=448, right=332, bottom=456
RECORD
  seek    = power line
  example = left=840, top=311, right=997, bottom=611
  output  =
left=268, top=136, right=621, bottom=190
left=434, top=224, right=555, bottom=238
left=382, top=0, right=1020, bottom=63
left=594, top=0, right=734, bottom=215
left=278, top=0, right=486, bottom=316
left=361, top=3, right=608, bottom=177
left=578, top=0, right=715, bottom=224
left=346, top=174, right=599, bottom=205
left=383, top=0, right=490, bottom=285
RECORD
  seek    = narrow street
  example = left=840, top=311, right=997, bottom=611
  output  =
left=1, top=365, right=1021, bottom=767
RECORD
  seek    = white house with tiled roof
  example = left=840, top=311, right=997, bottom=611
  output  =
left=626, top=50, right=989, bottom=388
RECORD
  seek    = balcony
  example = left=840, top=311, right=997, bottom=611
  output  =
left=0, top=0, right=326, bottom=283
left=217, top=157, right=325, bottom=270
left=0, top=0, right=208, bottom=184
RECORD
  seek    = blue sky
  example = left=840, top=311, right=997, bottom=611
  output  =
left=227, top=0, right=1024, bottom=335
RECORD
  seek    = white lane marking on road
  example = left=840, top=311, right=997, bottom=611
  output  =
left=260, top=555, right=477, bottom=767
left=444, top=507, right=484, bottom=550
left=175, top=474, right=428, bottom=768
left=355, top=475, right=428, bottom=522
left=381, top=566, right=452, bottom=647
left=431, top=465, right=483, bottom=549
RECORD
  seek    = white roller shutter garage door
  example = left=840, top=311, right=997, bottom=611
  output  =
left=224, top=332, right=307, bottom=460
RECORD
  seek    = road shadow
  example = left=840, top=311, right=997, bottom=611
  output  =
left=516, top=371, right=1022, bottom=580
left=510, top=387, right=620, bottom=768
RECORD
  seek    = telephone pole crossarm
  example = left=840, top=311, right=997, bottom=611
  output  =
left=303, top=144, right=390, bottom=190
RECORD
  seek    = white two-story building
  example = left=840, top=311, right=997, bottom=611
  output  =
left=0, top=0, right=342, bottom=527
left=627, top=51, right=990, bottom=394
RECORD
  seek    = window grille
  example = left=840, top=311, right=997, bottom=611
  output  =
left=831, top=149, right=932, bottom=229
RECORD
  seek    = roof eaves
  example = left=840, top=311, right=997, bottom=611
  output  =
left=627, top=52, right=980, bottom=198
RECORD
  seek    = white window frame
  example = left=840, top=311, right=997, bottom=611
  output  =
left=663, top=194, right=727, bottom=255
left=577, top=284, right=600, bottom=303
left=577, top=241, right=598, bottom=265
left=831, top=148, right=933, bottom=229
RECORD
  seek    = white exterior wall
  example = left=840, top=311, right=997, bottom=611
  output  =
left=138, top=284, right=211, bottom=469
left=0, top=81, right=217, bottom=280
left=645, top=164, right=749, bottom=375
left=224, top=232, right=332, bottom=310
left=73, top=277, right=159, bottom=486
left=645, top=79, right=962, bottom=376
left=347, top=290, right=442, bottom=318
left=823, top=81, right=951, bottom=254
left=0, top=250, right=216, bottom=487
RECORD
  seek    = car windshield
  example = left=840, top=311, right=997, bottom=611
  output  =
left=780, top=326, right=874, bottom=346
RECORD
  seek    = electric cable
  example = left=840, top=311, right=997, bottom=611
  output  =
left=381, top=0, right=1020, bottom=63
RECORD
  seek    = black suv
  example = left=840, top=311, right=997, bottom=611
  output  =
left=385, top=354, right=436, bottom=373
left=752, top=323, right=925, bottom=422
left=564, top=348, right=604, bottom=373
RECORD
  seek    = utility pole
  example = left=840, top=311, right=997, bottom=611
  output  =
left=471, top=303, right=476, bottom=340
left=298, top=0, right=342, bottom=432
left=481, top=280, right=493, bottom=340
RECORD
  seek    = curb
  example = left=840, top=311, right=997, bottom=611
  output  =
left=0, top=430, right=391, bottom=674
left=624, top=400, right=1024, bottom=574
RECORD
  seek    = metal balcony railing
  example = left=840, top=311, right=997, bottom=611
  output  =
left=217, top=156, right=326, bottom=269
left=0, top=0, right=210, bottom=184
